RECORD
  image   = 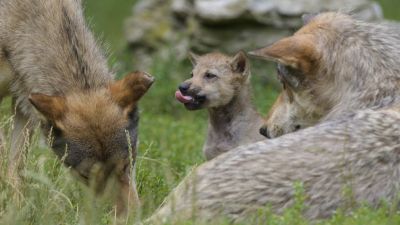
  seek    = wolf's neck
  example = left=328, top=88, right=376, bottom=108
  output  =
left=208, top=85, right=260, bottom=132
left=5, top=0, right=112, bottom=94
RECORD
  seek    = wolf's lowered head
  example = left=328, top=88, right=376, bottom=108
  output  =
left=29, top=71, right=154, bottom=214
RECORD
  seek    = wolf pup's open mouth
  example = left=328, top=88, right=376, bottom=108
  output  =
left=175, top=90, right=193, bottom=104
left=175, top=90, right=206, bottom=110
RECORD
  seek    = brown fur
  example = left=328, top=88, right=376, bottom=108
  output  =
left=0, top=0, right=154, bottom=215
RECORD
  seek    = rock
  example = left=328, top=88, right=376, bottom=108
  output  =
left=124, top=1, right=174, bottom=47
left=125, top=0, right=391, bottom=72
left=352, top=2, right=383, bottom=21
left=262, top=0, right=370, bottom=16
left=172, top=0, right=193, bottom=18
left=192, top=24, right=291, bottom=53
left=194, top=0, right=248, bottom=22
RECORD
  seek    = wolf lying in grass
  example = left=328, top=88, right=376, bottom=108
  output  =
left=148, top=12, right=400, bottom=223
left=0, top=0, right=154, bottom=215
left=252, top=13, right=400, bottom=138
left=175, top=52, right=264, bottom=160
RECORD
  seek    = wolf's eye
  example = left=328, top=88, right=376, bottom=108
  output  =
left=204, top=72, right=217, bottom=79
left=52, top=125, right=63, bottom=138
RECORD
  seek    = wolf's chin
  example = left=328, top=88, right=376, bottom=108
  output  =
left=184, top=102, right=204, bottom=110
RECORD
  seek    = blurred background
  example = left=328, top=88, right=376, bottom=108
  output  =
left=0, top=0, right=400, bottom=224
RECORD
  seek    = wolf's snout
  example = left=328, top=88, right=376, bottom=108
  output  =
left=179, top=82, right=190, bottom=94
left=176, top=82, right=194, bottom=104
left=259, top=126, right=271, bottom=139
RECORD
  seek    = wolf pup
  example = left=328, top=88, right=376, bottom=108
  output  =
left=175, top=52, right=264, bottom=160
left=148, top=12, right=400, bottom=223
left=0, top=0, right=154, bottom=214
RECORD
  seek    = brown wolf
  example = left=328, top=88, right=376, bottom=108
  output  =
left=147, top=12, right=400, bottom=223
left=0, top=0, right=154, bottom=215
left=175, top=52, right=264, bottom=160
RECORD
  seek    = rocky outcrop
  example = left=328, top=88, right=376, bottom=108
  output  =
left=124, top=0, right=384, bottom=69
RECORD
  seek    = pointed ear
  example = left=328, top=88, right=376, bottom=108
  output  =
left=248, top=35, right=319, bottom=74
left=188, top=52, right=200, bottom=66
left=109, top=71, right=155, bottom=110
left=29, top=94, right=66, bottom=121
left=230, top=51, right=249, bottom=75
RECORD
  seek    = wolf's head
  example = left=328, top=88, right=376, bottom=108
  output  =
left=175, top=51, right=250, bottom=110
left=29, top=71, right=154, bottom=214
left=249, top=12, right=378, bottom=138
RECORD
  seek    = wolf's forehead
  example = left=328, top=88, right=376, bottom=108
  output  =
left=65, top=106, right=127, bottom=131
left=195, top=59, right=232, bottom=73
left=62, top=94, right=129, bottom=137
left=195, top=63, right=230, bottom=72
left=198, top=54, right=231, bottom=64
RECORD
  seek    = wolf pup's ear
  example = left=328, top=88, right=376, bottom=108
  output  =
left=188, top=52, right=200, bottom=66
left=231, top=51, right=249, bottom=75
left=109, top=71, right=155, bottom=110
left=248, top=35, right=319, bottom=75
left=29, top=94, right=66, bottom=121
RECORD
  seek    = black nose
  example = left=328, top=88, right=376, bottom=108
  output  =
left=179, top=83, right=190, bottom=94
left=259, top=126, right=271, bottom=139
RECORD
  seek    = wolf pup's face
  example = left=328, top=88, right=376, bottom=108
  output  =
left=249, top=13, right=338, bottom=138
left=175, top=51, right=249, bottom=110
left=29, top=71, right=154, bottom=212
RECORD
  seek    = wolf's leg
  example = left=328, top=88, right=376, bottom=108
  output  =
left=7, top=102, right=33, bottom=184
left=116, top=170, right=140, bottom=218
left=0, top=59, right=12, bottom=167
left=0, top=59, right=12, bottom=103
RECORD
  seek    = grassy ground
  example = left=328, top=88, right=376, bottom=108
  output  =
left=1, top=0, right=400, bottom=224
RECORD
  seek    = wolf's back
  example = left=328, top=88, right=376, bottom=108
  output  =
left=149, top=108, right=400, bottom=223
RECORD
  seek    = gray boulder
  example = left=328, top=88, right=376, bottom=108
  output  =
left=124, top=0, right=386, bottom=70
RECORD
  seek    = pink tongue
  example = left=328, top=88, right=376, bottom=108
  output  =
left=175, top=90, right=193, bottom=104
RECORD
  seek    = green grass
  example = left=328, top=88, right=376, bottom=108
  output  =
left=1, top=0, right=400, bottom=224
left=377, top=0, right=400, bottom=21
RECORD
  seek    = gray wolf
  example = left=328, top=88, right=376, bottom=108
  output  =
left=175, top=52, right=264, bottom=160
left=0, top=0, right=154, bottom=215
left=249, top=12, right=400, bottom=138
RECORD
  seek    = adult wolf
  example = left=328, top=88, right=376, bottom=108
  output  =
left=0, top=0, right=154, bottom=215
left=250, top=12, right=400, bottom=138
left=148, top=12, right=400, bottom=223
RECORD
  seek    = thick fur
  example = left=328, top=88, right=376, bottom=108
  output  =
left=0, top=0, right=154, bottom=215
left=148, top=13, right=400, bottom=223
left=151, top=107, right=400, bottom=222
left=177, top=52, right=264, bottom=160
left=149, top=107, right=400, bottom=223
left=249, top=12, right=400, bottom=138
